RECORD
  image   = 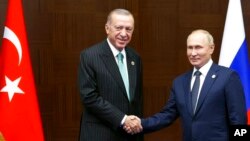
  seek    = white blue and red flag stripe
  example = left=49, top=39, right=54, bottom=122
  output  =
left=219, top=0, right=250, bottom=124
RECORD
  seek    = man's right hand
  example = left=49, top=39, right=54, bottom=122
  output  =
left=123, top=115, right=143, bottom=134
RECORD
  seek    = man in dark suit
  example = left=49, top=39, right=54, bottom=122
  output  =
left=124, top=29, right=247, bottom=141
left=78, top=9, right=143, bottom=141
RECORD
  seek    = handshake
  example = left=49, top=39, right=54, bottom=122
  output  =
left=123, top=115, right=143, bottom=134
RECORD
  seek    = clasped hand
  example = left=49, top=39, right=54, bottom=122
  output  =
left=123, top=115, right=143, bottom=134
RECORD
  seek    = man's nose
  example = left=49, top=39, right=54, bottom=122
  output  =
left=191, top=49, right=197, bottom=55
left=120, top=29, right=127, bottom=36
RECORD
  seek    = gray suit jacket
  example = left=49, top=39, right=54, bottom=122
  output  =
left=78, top=40, right=143, bottom=141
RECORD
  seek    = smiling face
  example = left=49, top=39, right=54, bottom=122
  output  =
left=186, top=30, right=215, bottom=69
left=105, top=11, right=134, bottom=51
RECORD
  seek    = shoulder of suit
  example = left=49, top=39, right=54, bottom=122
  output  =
left=209, top=64, right=241, bottom=80
left=80, top=40, right=106, bottom=55
left=215, top=64, right=235, bottom=73
left=126, top=46, right=140, bottom=58
left=179, top=71, right=190, bottom=78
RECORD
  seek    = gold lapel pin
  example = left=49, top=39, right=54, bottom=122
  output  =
left=131, top=61, right=135, bottom=65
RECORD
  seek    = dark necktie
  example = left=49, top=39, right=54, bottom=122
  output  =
left=117, top=52, right=130, bottom=101
left=191, top=70, right=202, bottom=113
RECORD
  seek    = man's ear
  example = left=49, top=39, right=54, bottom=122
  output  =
left=210, top=45, right=215, bottom=54
left=105, top=24, right=109, bottom=34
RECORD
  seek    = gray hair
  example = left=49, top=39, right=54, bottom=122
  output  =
left=106, top=9, right=133, bottom=25
left=189, top=29, right=215, bottom=46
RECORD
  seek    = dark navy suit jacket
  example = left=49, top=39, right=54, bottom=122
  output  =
left=142, top=63, right=247, bottom=141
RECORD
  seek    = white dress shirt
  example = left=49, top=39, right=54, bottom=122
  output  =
left=107, top=38, right=128, bottom=125
left=190, top=59, right=213, bottom=110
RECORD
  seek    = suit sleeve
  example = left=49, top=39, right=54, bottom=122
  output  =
left=78, top=51, right=125, bottom=129
left=141, top=86, right=179, bottom=133
left=136, top=57, right=143, bottom=117
left=225, top=71, right=247, bottom=125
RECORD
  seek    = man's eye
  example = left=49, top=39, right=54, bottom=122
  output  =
left=115, top=26, right=123, bottom=30
left=126, top=28, right=133, bottom=32
left=195, top=46, right=202, bottom=49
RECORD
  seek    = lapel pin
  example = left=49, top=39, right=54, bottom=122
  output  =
left=131, top=61, right=135, bottom=65
left=212, top=74, right=216, bottom=78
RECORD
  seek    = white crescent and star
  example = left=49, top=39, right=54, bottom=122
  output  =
left=0, top=26, right=24, bottom=102
left=0, top=76, right=24, bottom=101
left=3, top=26, right=22, bottom=65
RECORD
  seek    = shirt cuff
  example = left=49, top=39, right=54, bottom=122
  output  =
left=121, top=115, right=127, bottom=125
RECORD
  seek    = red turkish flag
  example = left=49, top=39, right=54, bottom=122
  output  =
left=0, top=0, right=44, bottom=140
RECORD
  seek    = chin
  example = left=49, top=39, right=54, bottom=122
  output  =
left=191, top=63, right=200, bottom=68
left=116, top=45, right=126, bottom=49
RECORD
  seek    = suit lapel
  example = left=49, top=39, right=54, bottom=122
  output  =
left=100, top=41, right=128, bottom=97
left=195, top=64, right=218, bottom=114
left=184, top=71, right=194, bottom=116
left=126, top=48, right=137, bottom=101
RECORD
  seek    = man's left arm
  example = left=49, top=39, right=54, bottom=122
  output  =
left=226, top=71, right=247, bottom=124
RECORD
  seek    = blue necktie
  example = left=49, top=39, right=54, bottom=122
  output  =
left=191, top=70, right=201, bottom=113
left=117, top=53, right=130, bottom=101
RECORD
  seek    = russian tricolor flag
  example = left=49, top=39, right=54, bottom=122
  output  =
left=218, top=0, right=250, bottom=124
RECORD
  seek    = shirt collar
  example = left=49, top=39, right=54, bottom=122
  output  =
left=107, top=38, right=126, bottom=58
left=193, top=59, right=213, bottom=77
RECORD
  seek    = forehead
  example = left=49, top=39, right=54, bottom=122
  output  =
left=187, top=32, right=208, bottom=46
left=110, top=13, right=134, bottom=25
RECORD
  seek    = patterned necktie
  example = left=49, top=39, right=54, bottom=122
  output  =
left=191, top=70, right=202, bottom=113
left=117, top=52, right=130, bottom=101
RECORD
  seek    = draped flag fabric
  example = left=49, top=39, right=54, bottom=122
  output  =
left=0, top=0, right=45, bottom=140
left=218, top=0, right=250, bottom=124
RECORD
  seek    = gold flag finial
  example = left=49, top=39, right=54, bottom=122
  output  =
left=0, top=132, right=5, bottom=141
